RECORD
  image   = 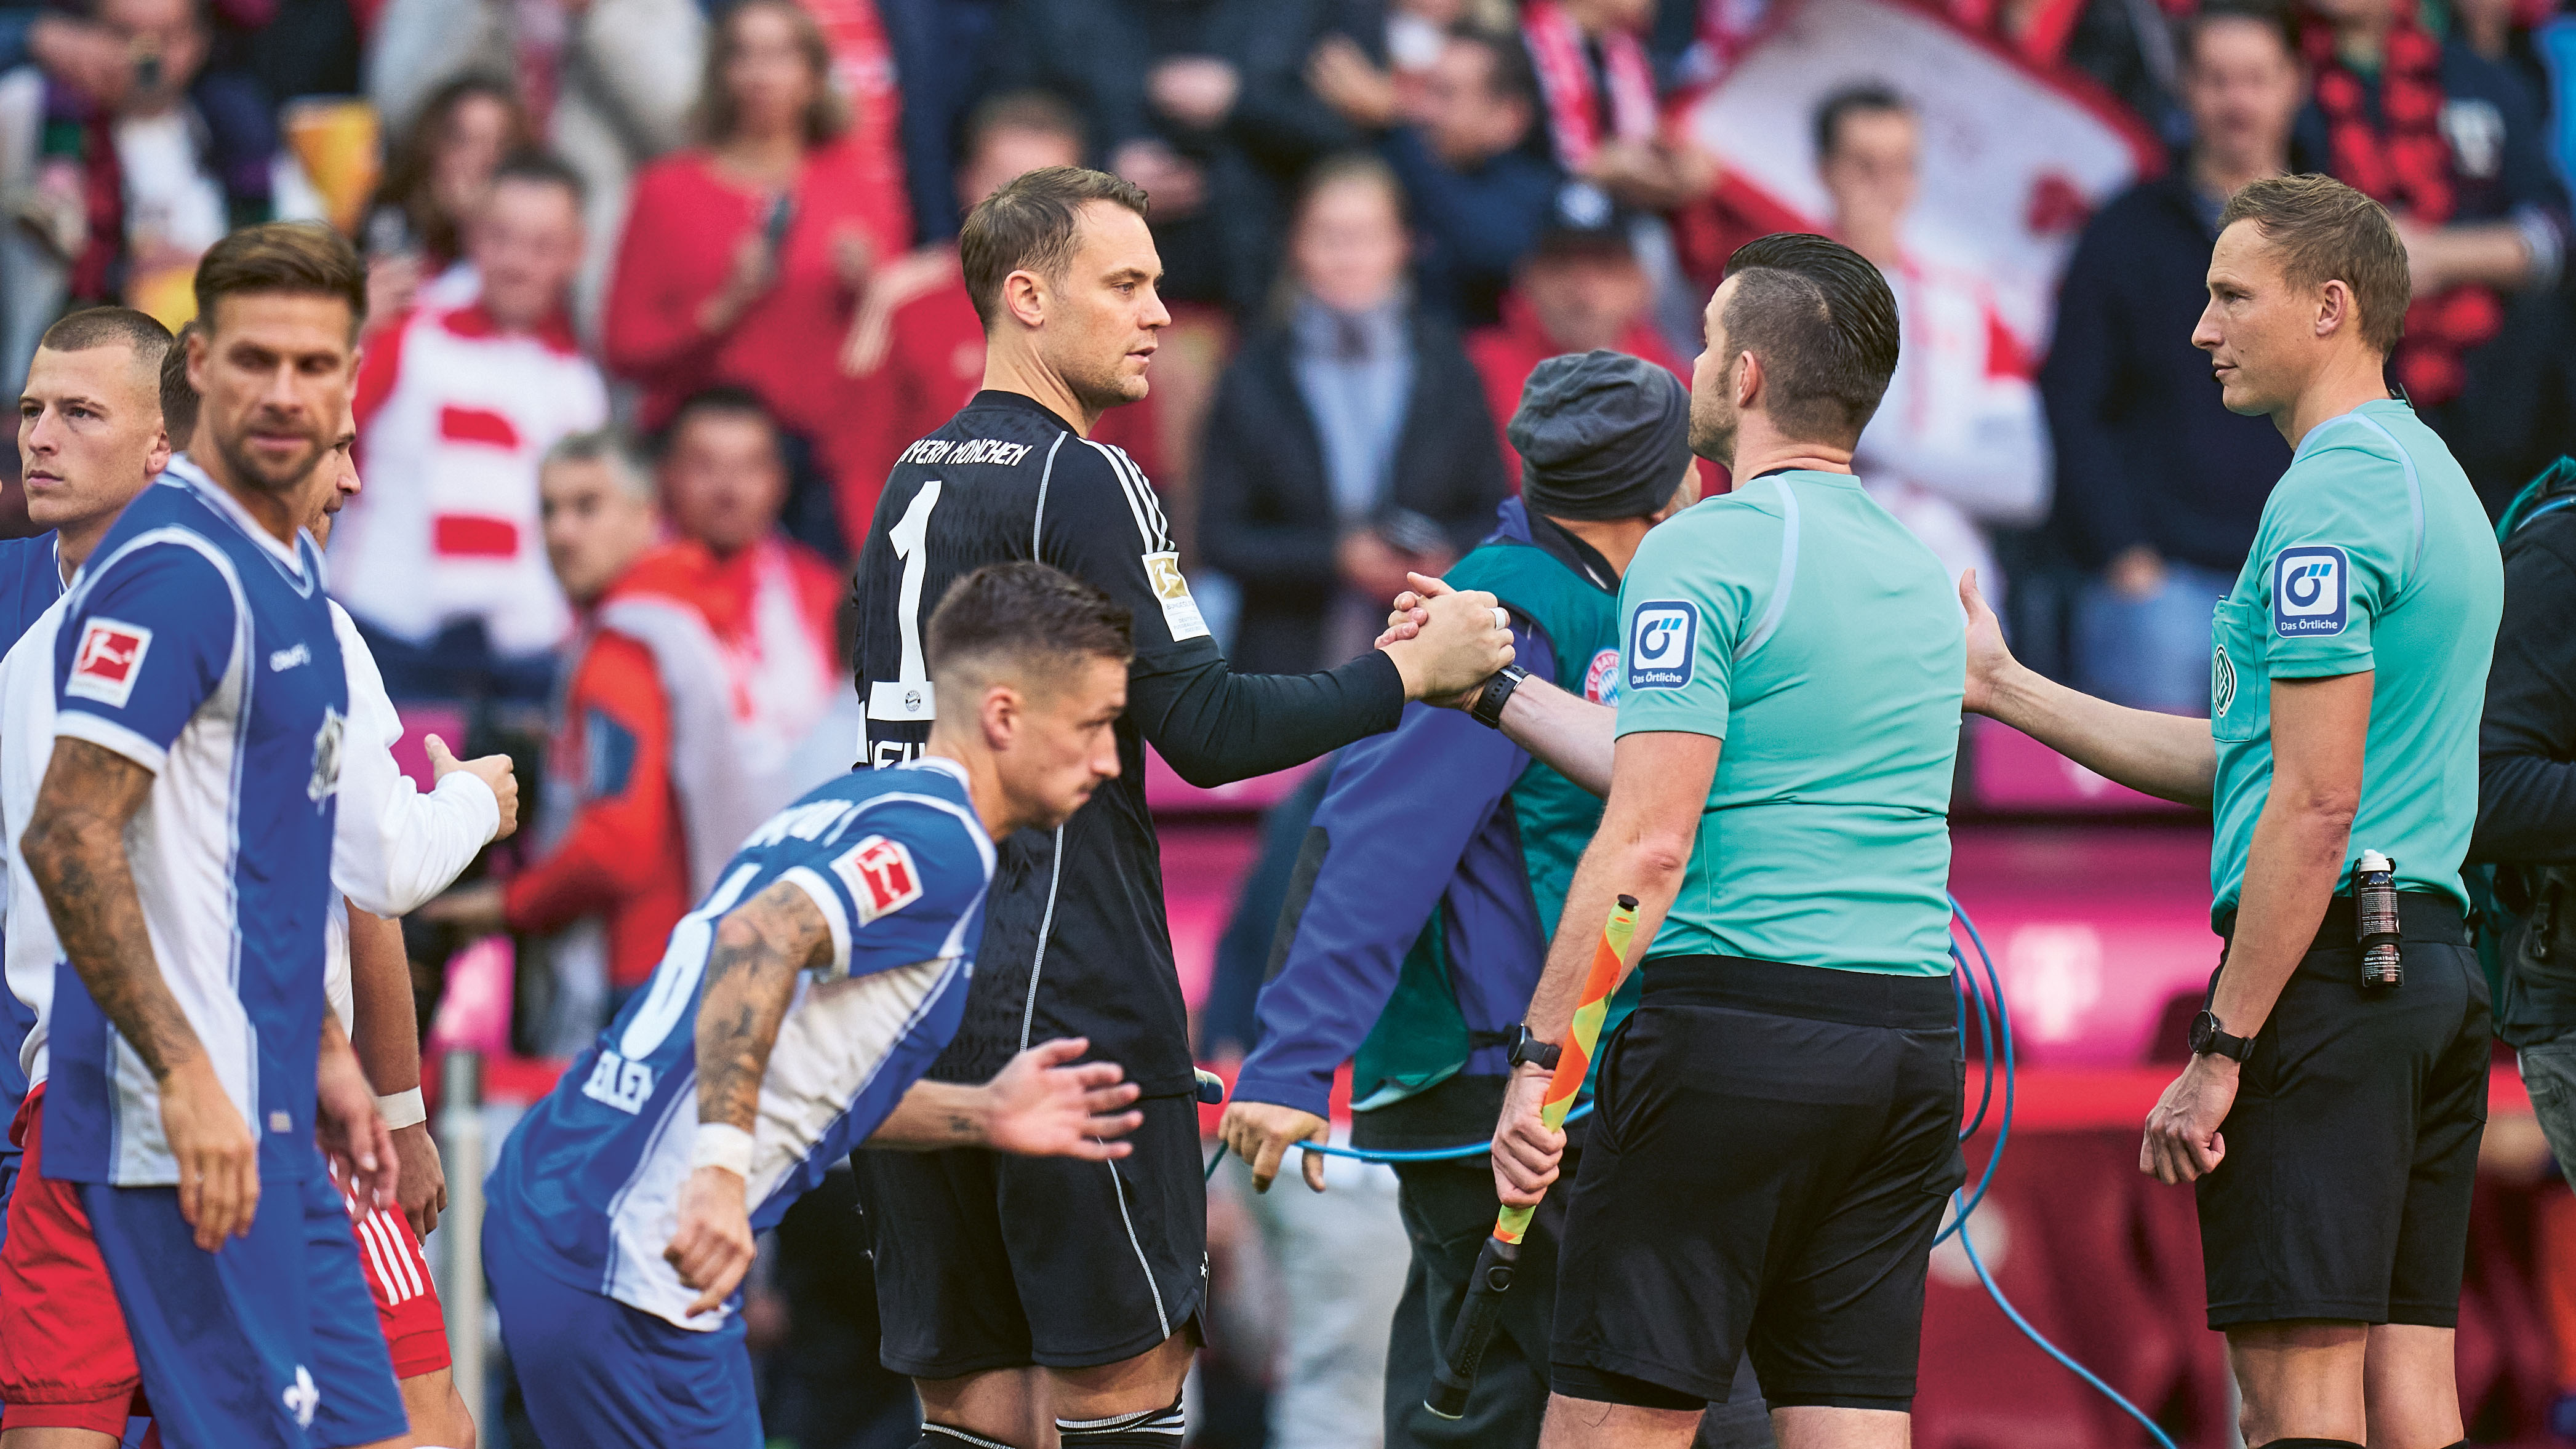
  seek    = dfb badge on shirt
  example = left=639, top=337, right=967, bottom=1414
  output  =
left=1626, top=601, right=1697, bottom=691
left=65, top=618, right=151, bottom=708
left=2273, top=546, right=2349, bottom=637
left=835, top=834, right=924, bottom=925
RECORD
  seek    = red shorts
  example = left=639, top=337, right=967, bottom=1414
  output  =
left=335, top=1167, right=452, bottom=1379
left=0, top=1084, right=147, bottom=1434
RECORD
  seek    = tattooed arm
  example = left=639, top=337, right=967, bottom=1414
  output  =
left=663, top=882, right=1148, bottom=1314
left=23, top=738, right=258, bottom=1253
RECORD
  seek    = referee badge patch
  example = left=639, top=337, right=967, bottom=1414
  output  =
left=2211, top=643, right=2236, bottom=718
left=2273, top=546, right=2348, bottom=637
left=1626, top=601, right=1697, bottom=691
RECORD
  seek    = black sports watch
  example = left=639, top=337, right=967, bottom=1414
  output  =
left=1505, top=1023, right=1560, bottom=1072
left=1470, top=665, right=1532, bottom=730
left=2188, top=1010, right=2254, bottom=1063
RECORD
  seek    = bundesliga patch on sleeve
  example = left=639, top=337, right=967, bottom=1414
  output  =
left=2273, top=546, right=2349, bottom=637
left=66, top=618, right=152, bottom=708
left=1143, top=551, right=1210, bottom=642
left=833, top=834, right=925, bottom=925
left=1626, top=601, right=1698, bottom=690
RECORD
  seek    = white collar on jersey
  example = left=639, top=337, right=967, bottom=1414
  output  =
left=902, top=754, right=971, bottom=789
left=160, top=454, right=316, bottom=585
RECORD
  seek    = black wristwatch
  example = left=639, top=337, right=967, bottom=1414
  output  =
left=1505, top=1023, right=1561, bottom=1072
left=1470, top=665, right=1532, bottom=730
left=2188, top=1010, right=2254, bottom=1063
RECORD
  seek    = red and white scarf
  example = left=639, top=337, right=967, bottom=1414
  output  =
left=1523, top=0, right=1660, bottom=170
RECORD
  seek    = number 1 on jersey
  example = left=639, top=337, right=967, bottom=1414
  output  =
left=868, top=480, right=942, bottom=724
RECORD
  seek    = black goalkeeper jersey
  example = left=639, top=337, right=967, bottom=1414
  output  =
left=852, top=390, right=1408, bottom=1097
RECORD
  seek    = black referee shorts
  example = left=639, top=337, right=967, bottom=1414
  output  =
left=1550, top=954, right=1963, bottom=1413
left=2197, top=893, right=2489, bottom=1330
left=855, top=1092, right=1206, bottom=1378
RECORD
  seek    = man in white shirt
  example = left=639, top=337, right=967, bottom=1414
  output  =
left=1817, top=83, right=2052, bottom=601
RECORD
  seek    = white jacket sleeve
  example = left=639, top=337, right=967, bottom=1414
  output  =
left=329, top=604, right=500, bottom=917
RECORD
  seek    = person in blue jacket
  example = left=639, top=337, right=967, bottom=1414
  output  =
left=1217, top=349, right=1770, bottom=1449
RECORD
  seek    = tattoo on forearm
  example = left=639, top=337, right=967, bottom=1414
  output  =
left=24, top=740, right=201, bottom=1082
left=946, top=1114, right=976, bottom=1139
left=694, top=882, right=831, bottom=1136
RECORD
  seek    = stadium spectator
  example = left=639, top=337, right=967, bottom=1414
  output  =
left=991, top=0, right=1375, bottom=317
left=834, top=92, right=1161, bottom=549
left=601, top=0, right=910, bottom=555
left=338, top=150, right=605, bottom=705
left=618, top=388, right=844, bottom=883
left=1820, top=82, right=2050, bottom=597
left=364, top=0, right=704, bottom=335
left=1197, top=154, right=1508, bottom=674
left=1466, top=190, right=1700, bottom=487
left=362, top=74, right=534, bottom=325
left=1303, top=0, right=1471, bottom=129
left=2046, top=4, right=2299, bottom=713
left=1373, top=26, right=1561, bottom=326
left=423, top=430, right=686, bottom=1050
left=1519, top=0, right=1711, bottom=214
left=2297, top=0, right=2572, bottom=501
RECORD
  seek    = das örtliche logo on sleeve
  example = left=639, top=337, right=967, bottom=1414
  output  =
left=65, top=618, right=151, bottom=708
left=1626, top=601, right=1698, bottom=691
left=2273, top=546, right=2349, bottom=637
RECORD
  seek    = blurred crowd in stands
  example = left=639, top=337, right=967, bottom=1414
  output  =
left=0, top=0, right=2569, bottom=1440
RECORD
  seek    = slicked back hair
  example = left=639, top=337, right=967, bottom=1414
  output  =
left=161, top=319, right=199, bottom=445
left=1719, top=233, right=1902, bottom=445
left=193, top=222, right=367, bottom=338
left=2218, top=173, right=2410, bottom=356
left=959, top=166, right=1151, bottom=330
left=926, top=561, right=1133, bottom=698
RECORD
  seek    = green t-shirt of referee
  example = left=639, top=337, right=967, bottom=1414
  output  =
left=1613, top=469, right=1964, bottom=976
left=2207, top=398, right=2502, bottom=924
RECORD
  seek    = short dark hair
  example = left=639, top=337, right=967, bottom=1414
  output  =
left=926, top=561, right=1134, bottom=692
left=1719, top=233, right=1902, bottom=444
left=959, top=166, right=1151, bottom=330
left=2177, top=0, right=2296, bottom=71
left=2218, top=174, right=2410, bottom=354
left=662, top=384, right=778, bottom=456
left=39, top=306, right=172, bottom=366
left=161, top=319, right=199, bottom=444
left=490, top=148, right=588, bottom=208
left=964, top=90, right=1087, bottom=162
left=193, top=222, right=368, bottom=336
left=1812, top=82, right=1910, bottom=161
left=1451, top=25, right=1537, bottom=113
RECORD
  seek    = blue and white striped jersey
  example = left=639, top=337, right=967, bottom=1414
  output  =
left=488, top=755, right=994, bottom=1330
left=42, top=460, right=349, bottom=1187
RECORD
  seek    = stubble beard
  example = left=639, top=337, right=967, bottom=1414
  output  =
left=214, top=417, right=324, bottom=499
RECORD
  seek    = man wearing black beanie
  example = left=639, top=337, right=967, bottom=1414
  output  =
left=1220, top=349, right=1778, bottom=1448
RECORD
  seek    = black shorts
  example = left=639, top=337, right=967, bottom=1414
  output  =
left=855, top=1093, right=1206, bottom=1377
left=1550, top=954, right=1962, bottom=1413
left=2197, top=893, right=2489, bottom=1330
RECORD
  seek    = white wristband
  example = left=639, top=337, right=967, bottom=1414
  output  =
left=375, top=1088, right=426, bottom=1131
left=690, top=1123, right=756, bottom=1178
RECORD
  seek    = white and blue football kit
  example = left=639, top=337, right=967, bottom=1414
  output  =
left=42, top=460, right=406, bottom=1449
left=0, top=532, right=63, bottom=1243
left=486, top=754, right=994, bottom=1449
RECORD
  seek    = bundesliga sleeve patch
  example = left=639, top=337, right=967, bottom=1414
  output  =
left=1626, top=601, right=1698, bottom=691
left=66, top=618, right=153, bottom=708
left=1143, top=551, right=1210, bottom=642
left=2273, top=545, right=2350, bottom=637
left=833, top=834, right=925, bottom=925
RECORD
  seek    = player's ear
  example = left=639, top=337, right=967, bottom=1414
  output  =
left=978, top=682, right=1023, bottom=752
left=1734, top=350, right=1761, bottom=410
left=2314, top=279, right=2352, bottom=341
left=1002, top=268, right=1047, bottom=330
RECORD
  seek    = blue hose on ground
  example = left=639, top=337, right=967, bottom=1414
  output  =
left=1202, top=898, right=2182, bottom=1445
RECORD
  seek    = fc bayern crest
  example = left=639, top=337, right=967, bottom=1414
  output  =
left=1583, top=648, right=1620, bottom=705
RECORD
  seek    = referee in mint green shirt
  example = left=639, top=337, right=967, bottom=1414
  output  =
left=1967, top=175, right=2501, bottom=1448
left=1418, top=233, right=1967, bottom=1445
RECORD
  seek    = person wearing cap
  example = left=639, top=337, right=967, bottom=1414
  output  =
left=1218, top=351, right=1769, bottom=1449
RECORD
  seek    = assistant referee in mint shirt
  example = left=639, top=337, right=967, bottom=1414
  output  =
left=1965, top=174, right=2502, bottom=1449
left=1417, top=232, right=1969, bottom=1447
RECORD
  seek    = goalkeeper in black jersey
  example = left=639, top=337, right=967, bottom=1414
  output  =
left=850, top=166, right=1513, bottom=1449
